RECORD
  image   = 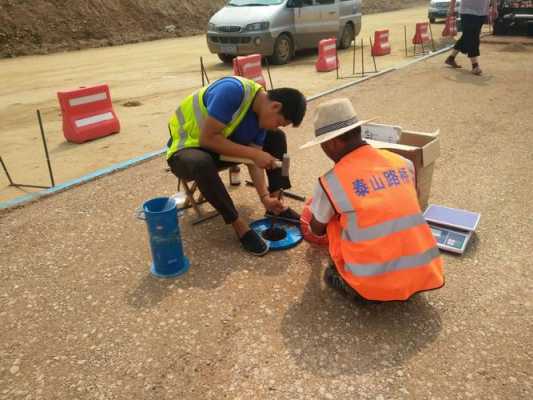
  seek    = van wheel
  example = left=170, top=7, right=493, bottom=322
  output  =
left=339, top=24, right=354, bottom=49
left=270, top=34, right=292, bottom=65
left=218, top=53, right=235, bottom=64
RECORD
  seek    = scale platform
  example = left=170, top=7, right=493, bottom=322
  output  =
left=423, top=204, right=480, bottom=254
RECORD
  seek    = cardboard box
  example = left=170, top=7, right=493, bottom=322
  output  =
left=364, top=124, right=440, bottom=210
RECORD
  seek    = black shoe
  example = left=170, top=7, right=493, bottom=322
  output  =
left=471, top=65, right=483, bottom=75
left=324, top=264, right=377, bottom=304
left=239, top=229, right=269, bottom=256
left=324, top=264, right=351, bottom=293
left=445, top=56, right=462, bottom=68
left=265, top=207, right=300, bottom=224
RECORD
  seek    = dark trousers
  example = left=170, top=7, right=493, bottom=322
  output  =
left=167, top=129, right=291, bottom=224
left=454, top=14, right=485, bottom=58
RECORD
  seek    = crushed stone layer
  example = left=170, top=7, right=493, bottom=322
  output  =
left=1, top=45, right=532, bottom=399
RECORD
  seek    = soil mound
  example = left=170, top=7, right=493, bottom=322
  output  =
left=0, top=0, right=424, bottom=58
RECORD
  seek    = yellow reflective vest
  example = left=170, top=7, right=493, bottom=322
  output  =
left=166, top=76, right=263, bottom=159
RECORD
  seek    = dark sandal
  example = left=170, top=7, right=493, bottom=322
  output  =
left=445, top=56, right=462, bottom=68
left=324, top=263, right=382, bottom=304
left=472, top=66, right=483, bottom=75
left=239, top=229, right=269, bottom=256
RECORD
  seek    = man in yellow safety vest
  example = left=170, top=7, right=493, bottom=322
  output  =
left=166, top=76, right=306, bottom=256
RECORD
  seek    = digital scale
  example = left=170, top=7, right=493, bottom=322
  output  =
left=423, top=204, right=481, bottom=254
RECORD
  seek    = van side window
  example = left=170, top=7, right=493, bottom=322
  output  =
left=316, top=0, right=335, bottom=4
left=302, top=0, right=314, bottom=6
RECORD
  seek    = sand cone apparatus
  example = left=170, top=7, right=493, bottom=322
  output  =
left=442, top=16, right=458, bottom=37
left=137, top=197, right=190, bottom=278
left=233, top=54, right=267, bottom=88
left=371, top=29, right=391, bottom=56
left=315, top=38, right=338, bottom=72
left=250, top=218, right=302, bottom=251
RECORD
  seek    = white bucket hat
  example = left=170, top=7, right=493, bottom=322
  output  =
left=300, top=98, right=375, bottom=149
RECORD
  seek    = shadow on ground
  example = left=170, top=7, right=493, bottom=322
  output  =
left=443, top=67, right=494, bottom=86
left=127, top=203, right=291, bottom=308
left=280, top=247, right=443, bottom=377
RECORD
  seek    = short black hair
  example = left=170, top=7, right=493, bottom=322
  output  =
left=267, top=88, right=307, bottom=127
left=337, top=126, right=362, bottom=142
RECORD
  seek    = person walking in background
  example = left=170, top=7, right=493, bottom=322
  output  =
left=445, top=0, right=497, bottom=75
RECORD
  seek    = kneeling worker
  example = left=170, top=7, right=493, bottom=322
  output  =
left=300, top=98, right=444, bottom=301
left=166, top=76, right=306, bottom=256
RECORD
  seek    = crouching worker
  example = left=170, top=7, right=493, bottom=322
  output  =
left=299, top=98, right=444, bottom=302
left=166, top=76, right=306, bottom=256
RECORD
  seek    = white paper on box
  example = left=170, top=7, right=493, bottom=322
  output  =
left=362, top=123, right=401, bottom=144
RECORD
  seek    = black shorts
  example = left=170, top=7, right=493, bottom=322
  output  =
left=454, top=14, right=486, bottom=58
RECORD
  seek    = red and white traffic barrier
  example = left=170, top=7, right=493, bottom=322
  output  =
left=57, top=84, right=120, bottom=143
left=412, top=22, right=431, bottom=45
left=315, top=38, right=338, bottom=72
left=233, top=54, right=267, bottom=88
left=371, top=29, right=391, bottom=56
left=442, top=16, right=458, bottom=37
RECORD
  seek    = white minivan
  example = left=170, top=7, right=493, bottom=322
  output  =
left=206, top=0, right=362, bottom=65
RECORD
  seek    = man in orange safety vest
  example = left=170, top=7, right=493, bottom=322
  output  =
left=299, top=98, right=444, bottom=302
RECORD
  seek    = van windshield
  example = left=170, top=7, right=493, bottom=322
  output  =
left=228, top=0, right=284, bottom=6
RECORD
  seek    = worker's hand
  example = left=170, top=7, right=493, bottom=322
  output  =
left=300, top=198, right=329, bottom=247
left=261, top=195, right=285, bottom=214
left=252, top=150, right=278, bottom=170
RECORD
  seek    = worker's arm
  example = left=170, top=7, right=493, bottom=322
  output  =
left=300, top=183, right=332, bottom=247
left=246, top=145, right=284, bottom=213
left=310, top=217, right=327, bottom=236
left=200, top=116, right=277, bottom=169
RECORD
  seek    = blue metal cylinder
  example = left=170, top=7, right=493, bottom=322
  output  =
left=142, top=197, right=190, bottom=278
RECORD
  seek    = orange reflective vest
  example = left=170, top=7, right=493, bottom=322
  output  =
left=320, top=145, right=444, bottom=301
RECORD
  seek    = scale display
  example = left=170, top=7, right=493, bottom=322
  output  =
left=424, top=204, right=480, bottom=254
left=429, top=225, right=472, bottom=254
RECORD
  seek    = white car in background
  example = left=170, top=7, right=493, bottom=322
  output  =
left=206, top=0, right=362, bottom=65
left=428, top=0, right=461, bottom=23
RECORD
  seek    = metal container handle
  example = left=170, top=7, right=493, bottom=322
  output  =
left=135, top=206, right=146, bottom=221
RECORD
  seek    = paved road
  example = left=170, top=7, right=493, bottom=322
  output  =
left=1, top=42, right=532, bottom=398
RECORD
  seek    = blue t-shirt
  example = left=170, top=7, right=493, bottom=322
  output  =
left=203, top=77, right=266, bottom=147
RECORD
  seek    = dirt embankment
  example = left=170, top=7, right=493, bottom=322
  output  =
left=0, top=0, right=424, bottom=58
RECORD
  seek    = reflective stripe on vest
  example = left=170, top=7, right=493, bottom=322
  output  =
left=323, top=170, right=427, bottom=243
left=175, top=106, right=187, bottom=150
left=166, top=76, right=261, bottom=159
left=320, top=146, right=442, bottom=287
left=192, top=91, right=205, bottom=133
left=346, top=246, right=440, bottom=277
left=230, top=82, right=253, bottom=122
